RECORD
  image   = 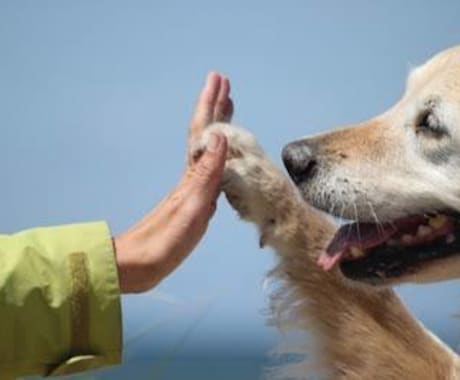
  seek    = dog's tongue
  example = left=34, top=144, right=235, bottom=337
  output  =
left=318, top=216, right=427, bottom=271
left=317, top=223, right=395, bottom=270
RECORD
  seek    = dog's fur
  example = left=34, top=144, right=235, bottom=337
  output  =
left=192, top=46, right=460, bottom=379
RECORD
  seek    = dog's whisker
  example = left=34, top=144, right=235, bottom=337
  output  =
left=368, top=201, right=385, bottom=237
left=328, top=197, right=339, bottom=219
left=352, top=201, right=362, bottom=243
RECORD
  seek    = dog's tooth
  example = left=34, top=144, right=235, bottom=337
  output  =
left=401, top=234, right=415, bottom=245
left=349, top=246, right=365, bottom=259
left=416, top=225, right=433, bottom=238
left=446, top=234, right=456, bottom=244
left=429, top=215, right=448, bottom=229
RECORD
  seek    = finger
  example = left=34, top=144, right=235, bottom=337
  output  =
left=189, top=72, right=221, bottom=142
left=213, top=76, right=232, bottom=122
left=222, top=97, right=234, bottom=123
left=189, top=132, right=228, bottom=201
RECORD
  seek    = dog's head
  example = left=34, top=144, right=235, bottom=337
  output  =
left=282, top=45, right=460, bottom=286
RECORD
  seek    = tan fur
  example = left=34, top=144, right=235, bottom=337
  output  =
left=191, top=46, right=460, bottom=379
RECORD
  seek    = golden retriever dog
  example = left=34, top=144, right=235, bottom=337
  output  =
left=192, top=45, right=460, bottom=379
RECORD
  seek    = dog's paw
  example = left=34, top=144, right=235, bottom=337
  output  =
left=192, top=123, right=295, bottom=247
left=192, top=123, right=266, bottom=214
left=191, top=122, right=265, bottom=162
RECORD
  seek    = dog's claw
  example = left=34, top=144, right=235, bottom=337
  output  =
left=259, top=234, right=267, bottom=248
left=259, top=219, right=276, bottom=249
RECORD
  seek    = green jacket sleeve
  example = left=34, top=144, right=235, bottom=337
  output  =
left=0, top=221, right=122, bottom=379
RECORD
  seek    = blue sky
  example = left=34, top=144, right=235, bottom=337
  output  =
left=1, top=1, right=460, bottom=379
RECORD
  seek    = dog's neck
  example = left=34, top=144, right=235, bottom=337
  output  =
left=270, top=211, right=460, bottom=379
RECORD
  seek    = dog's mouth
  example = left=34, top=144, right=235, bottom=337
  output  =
left=318, top=212, right=460, bottom=285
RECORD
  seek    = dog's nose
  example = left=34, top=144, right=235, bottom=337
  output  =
left=282, top=141, right=318, bottom=185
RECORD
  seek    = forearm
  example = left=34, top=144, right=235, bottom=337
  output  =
left=113, top=181, right=216, bottom=294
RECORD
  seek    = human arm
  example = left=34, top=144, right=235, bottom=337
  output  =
left=0, top=72, right=233, bottom=378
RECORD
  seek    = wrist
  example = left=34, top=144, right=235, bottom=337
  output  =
left=113, top=232, right=136, bottom=293
left=113, top=229, right=160, bottom=294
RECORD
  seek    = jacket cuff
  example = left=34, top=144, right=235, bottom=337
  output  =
left=0, top=221, right=122, bottom=378
left=46, top=221, right=122, bottom=376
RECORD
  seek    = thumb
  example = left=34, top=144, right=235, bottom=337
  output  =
left=190, top=132, right=228, bottom=198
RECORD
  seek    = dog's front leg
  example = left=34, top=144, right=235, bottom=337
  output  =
left=193, top=123, right=459, bottom=380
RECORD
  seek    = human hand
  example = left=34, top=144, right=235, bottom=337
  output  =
left=114, top=72, right=233, bottom=293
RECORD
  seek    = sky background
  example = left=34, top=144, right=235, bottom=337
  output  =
left=1, top=1, right=460, bottom=379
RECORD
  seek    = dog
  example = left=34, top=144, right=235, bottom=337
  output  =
left=191, top=45, right=460, bottom=379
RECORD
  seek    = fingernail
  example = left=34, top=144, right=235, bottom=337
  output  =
left=205, top=73, right=213, bottom=88
left=206, top=71, right=218, bottom=87
left=207, top=133, right=221, bottom=152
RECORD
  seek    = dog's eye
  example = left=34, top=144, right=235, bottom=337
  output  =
left=415, top=110, right=447, bottom=138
